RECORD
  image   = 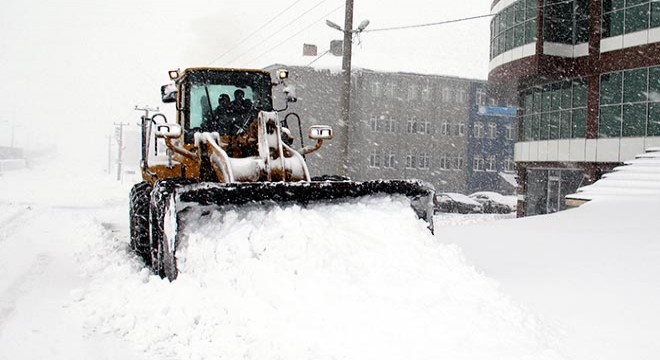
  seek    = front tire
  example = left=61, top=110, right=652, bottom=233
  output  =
left=149, top=178, right=195, bottom=280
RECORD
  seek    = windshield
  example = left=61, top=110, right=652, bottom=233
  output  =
left=185, top=70, right=273, bottom=131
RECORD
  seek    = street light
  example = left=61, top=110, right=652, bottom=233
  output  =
left=325, top=20, right=343, bottom=32
left=326, top=2, right=369, bottom=177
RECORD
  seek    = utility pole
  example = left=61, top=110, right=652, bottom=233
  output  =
left=327, top=2, right=368, bottom=177
left=134, top=105, right=159, bottom=168
left=114, top=122, right=129, bottom=181
left=339, top=0, right=354, bottom=177
left=134, top=105, right=159, bottom=120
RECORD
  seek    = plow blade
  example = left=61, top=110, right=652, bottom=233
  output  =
left=149, top=179, right=435, bottom=280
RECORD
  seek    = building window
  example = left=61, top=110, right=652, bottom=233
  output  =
left=384, top=116, right=397, bottom=133
left=455, top=155, right=464, bottom=170
left=457, top=123, right=465, bottom=136
left=385, top=151, right=396, bottom=168
left=418, top=119, right=431, bottom=134
left=490, top=0, right=538, bottom=59
left=599, top=66, right=660, bottom=138
left=476, top=88, right=487, bottom=106
left=407, top=116, right=417, bottom=133
left=438, top=154, right=449, bottom=170
left=473, top=156, right=485, bottom=171
left=505, top=124, right=514, bottom=140
left=371, top=82, right=380, bottom=96
left=488, top=122, right=498, bottom=139
left=456, top=90, right=467, bottom=103
left=386, top=82, right=396, bottom=98
left=408, top=84, right=417, bottom=100
left=486, top=155, right=497, bottom=172
left=419, top=152, right=430, bottom=169
left=441, top=121, right=450, bottom=136
left=369, top=149, right=381, bottom=167
left=544, top=0, right=589, bottom=45
left=405, top=153, right=417, bottom=169
left=422, top=86, right=431, bottom=101
left=442, top=87, right=451, bottom=102
left=474, top=122, right=484, bottom=138
left=520, top=77, right=588, bottom=141
left=602, top=0, right=660, bottom=39
left=504, top=157, right=516, bottom=172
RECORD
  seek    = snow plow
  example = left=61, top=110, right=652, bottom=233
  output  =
left=129, top=68, right=434, bottom=280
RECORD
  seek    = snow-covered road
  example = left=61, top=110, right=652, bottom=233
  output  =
left=0, top=159, right=658, bottom=360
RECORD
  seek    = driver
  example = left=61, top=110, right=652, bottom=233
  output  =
left=231, top=89, right=253, bottom=113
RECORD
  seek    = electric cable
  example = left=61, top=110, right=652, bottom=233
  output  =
left=243, top=4, right=343, bottom=67
left=226, top=0, right=334, bottom=65
left=363, top=13, right=495, bottom=33
left=207, top=0, right=305, bottom=66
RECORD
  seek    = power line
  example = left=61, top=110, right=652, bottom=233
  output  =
left=362, top=0, right=574, bottom=34
left=244, top=4, right=343, bottom=67
left=207, top=0, right=305, bottom=66
left=363, top=13, right=495, bottom=33
left=226, top=0, right=333, bottom=65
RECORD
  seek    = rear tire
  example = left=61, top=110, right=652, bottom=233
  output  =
left=129, top=182, right=152, bottom=267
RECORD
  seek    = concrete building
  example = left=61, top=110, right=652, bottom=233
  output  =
left=467, top=83, right=518, bottom=194
left=266, top=64, right=514, bottom=194
left=488, top=0, right=660, bottom=216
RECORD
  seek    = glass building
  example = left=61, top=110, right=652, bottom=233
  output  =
left=488, top=0, right=660, bottom=216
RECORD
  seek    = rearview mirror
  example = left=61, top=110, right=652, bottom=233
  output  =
left=161, top=83, right=177, bottom=103
left=309, top=125, right=333, bottom=140
left=155, top=124, right=182, bottom=138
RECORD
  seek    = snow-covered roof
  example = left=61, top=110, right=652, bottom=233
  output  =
left=441, top=192, right=482, bottom=206
left=469, top=191, right=517, bottom=208
left=263, top=63, right=487, bottom=83
left=566, top=148, right=660, bottom=201
left=498, top=172, right=517, bottom=187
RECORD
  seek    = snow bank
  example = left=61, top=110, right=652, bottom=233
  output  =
left=0, top=159, right=26, bottom=171
left=76, top=196, right=563, bottom=360
left=0, top=153, right=127, bottom=208
left=438, top=196, right=660, bottom=360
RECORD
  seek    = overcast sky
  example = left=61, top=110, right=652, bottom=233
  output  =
left=0, top=0, right=492, bottom=158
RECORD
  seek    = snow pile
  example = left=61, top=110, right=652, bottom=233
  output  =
left=0, top=153, right=126, bottom=208
left=439, top=196, right=660, bottom=360
left=76, top=196, right=563, bottom=360
left=567, top=147, right=660, bottom=201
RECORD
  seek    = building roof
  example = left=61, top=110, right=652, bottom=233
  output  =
left=498, top=172, right=517, bottom=187
left=566, top=148, right=660, bottom=201
left=263, top=64, right=486, bottom=83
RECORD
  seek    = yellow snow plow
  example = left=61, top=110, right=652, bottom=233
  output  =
left=129, top=68, right=434, bottom=280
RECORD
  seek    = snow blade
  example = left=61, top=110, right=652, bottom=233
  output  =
left=150, top=179, right=434, bottom=280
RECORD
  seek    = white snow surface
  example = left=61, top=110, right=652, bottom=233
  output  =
left=568, top=148, right=660, bottom=201
left=0, top=157, right=659, bottom=360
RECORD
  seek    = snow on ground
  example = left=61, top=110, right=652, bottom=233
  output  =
left=0, top=160, right=145, bottom=359
left=76, top=197, right=562, bottom=359
left=0, top=157, right=658, bottom=360
left=438, top=198, right=660, bottom=360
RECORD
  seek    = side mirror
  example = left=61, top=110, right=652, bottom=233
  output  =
left=155, top=124, right=182, bottom=139
left=309, top=125, right=333, bottom=140
left=284, top=85, right=297, bottom=103
left=161, top=83, right=177, bottom=103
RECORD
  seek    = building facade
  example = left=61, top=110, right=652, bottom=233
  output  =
left=488, top=0, right=660, bottom=216
left=349, top=69, right=473, bottom=193
left=266, top=65, right=515, bottom=194
left=467, top=83, right=518, bottom=194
